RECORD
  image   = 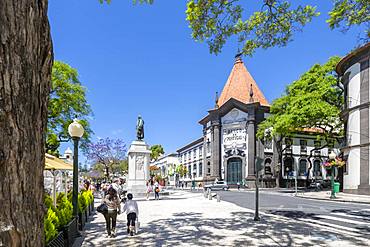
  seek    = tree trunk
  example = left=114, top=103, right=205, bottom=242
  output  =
left=0, top=1, right=53, bottom=246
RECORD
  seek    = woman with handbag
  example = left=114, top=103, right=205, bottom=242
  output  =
left=102, top=187, right=120, bottom=238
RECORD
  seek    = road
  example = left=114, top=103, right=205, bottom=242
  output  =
left=214, top=190, right=370, bottom=238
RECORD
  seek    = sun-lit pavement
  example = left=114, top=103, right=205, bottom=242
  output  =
left=75, top=190, right=370, bottom=247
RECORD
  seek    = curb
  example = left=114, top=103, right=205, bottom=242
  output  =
left=295, top=195, right=370, bottom=205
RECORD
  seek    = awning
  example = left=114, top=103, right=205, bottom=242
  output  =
left=45, top=153, right=73, bottom=170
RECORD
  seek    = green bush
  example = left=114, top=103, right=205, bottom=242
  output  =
left=78, top=193, right=88, bottom=213
left=56, top=195, right=73, bottom=227
left=44, top=208, right=59, bottom=244
left=82, top=190, right=94, bottom=205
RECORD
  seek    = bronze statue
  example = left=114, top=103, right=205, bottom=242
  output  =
left=136, top=115, right=144, bottom=140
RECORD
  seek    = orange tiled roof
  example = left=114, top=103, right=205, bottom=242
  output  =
left=218, top=57, right=269, bottom=107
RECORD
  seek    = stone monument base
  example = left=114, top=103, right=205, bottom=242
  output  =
left=127, top=140, right=151, bottom=197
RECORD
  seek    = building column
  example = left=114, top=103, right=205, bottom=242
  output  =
left=246, top=108, right=256, bottom=184
left=211, top=121, right=221, bottom=180
left=359, top=59, right=370, bottom=192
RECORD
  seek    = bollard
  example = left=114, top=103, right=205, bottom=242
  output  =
left=217, top=194, right=220, bottom=202
left=208, top=193, right=212, bottom=200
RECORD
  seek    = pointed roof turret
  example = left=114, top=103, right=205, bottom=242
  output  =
left=215, top=91, right=219, bottom=109
left=217, top=55, right=269, bottom=107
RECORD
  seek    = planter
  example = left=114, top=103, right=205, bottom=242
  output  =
left=47, top=231, right=65, bottom=247
left=78, top=212, right=85, bottom=231
left=63, top=217, right=78, bottom=247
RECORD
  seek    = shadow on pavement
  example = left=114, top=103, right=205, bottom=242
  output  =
left=79, top=209, right=370, bottom=247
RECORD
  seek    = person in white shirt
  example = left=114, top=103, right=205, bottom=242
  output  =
left=123, top=193, right=139, bottom=235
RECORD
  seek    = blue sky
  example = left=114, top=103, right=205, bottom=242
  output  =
left=49, top=0, right=362, bottom=162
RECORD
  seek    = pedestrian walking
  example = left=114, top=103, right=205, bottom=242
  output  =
left=146, top=180, right=152, bottom=200
left=102, top=187, right=120, bottom=238
left=123, top=193, right=139, bottom=236
left=237, top=181, right=240, bottom=191
left=154, top=181, right=160, bottom=200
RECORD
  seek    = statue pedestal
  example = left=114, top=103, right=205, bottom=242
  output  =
left=127, top=140, right=151, bottom=196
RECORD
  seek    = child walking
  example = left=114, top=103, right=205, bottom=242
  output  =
left=123, top=193, right=139, bottom=236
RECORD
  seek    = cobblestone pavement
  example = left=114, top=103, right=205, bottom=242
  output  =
left=74, top=191, right=370, bottom=247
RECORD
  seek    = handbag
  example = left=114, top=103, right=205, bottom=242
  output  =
left=97, top=203, right=108, bottom=214
left=155, top=188, right=160, bottom=193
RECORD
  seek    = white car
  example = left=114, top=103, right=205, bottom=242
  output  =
left=204, top=181, right=229, bottom=191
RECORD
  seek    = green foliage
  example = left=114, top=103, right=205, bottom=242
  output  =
left=44, top=193, right=54, bottom=210
left=328, top=0, right=370, bottom=41
left=176, top=164, right=188, bottom=178
left=47, top=61, right=93, bottom=155
left=186, top=0, right=369, bottom=56
left=56, top=194, right=73, bottom=228
left=257, top=56, right=343, bottom=142
left=186, top=0, right=319, bottom=56
left=44, top=208, right=59, bottom=243
left=78, top=192, right=88, bottom=214
left=150, top=144, right=165, bottom=161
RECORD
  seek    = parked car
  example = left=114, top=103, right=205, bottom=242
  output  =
left=204, top=181, right=229, bottom=191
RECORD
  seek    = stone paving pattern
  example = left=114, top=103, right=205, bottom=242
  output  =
left=74, top=191, right=370, bottom=247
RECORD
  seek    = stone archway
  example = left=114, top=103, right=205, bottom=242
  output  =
left=227, top=157, right=242, bottom=185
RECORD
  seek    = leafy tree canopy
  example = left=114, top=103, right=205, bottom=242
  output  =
left=150, top=144, right=165, bottom=161
left=186, top=0, right=369, bottom=56
left=46, top=61, right=93, bottom=156
left=257, top=56, right=343, bottom=142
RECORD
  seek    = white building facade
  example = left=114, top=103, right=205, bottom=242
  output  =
left=337, top=42, right=370, bottom=194
left=150, top=153, right=179, bottom=186
left=177, top=138, right=204, bottom=185
left=176, top=55, right=342, bottom=188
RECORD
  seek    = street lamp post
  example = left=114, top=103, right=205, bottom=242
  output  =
left=295, top=162, right=298, bottom=196
left=68, top=119, right=85, bottom=221
left=329, top=151, right=336, bottom=199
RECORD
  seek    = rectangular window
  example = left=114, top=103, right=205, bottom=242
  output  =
left=300, top=140, right=307, bottom=153
left=199, top=163, right=203, bottom=176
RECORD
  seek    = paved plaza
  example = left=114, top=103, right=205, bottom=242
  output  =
left=74, top=190, right=370, bottom=247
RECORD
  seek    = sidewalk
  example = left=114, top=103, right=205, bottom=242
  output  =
left=296, top=190, right=370, bottom=204
left=74, top=191, right=369, bottom=247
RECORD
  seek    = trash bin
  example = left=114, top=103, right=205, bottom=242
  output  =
left=334, top=182, right=340, bottom=193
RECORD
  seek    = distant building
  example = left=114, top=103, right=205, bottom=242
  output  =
left=337, top=42, right=370, bottom=194
left=176, top=55, right=339, bottom=188
left=59, top=147, right=73, bottom=164
left=177, top=138, right=204, bottom=185
left=150, top=153, right=179, bottom=186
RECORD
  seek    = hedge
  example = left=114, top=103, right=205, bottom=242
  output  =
left=44, top=190, right=94, bottom=244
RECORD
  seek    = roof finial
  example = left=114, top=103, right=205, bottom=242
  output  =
left=235, top=49, right=243, bottom=64
left=249, top=83, right=254, bottom=103
left=215, top=91, right=219, bottom=108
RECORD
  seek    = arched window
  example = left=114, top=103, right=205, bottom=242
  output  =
left=284, top=157, right=293, bottom=176
left=264, top=158, right=272, bottom=174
